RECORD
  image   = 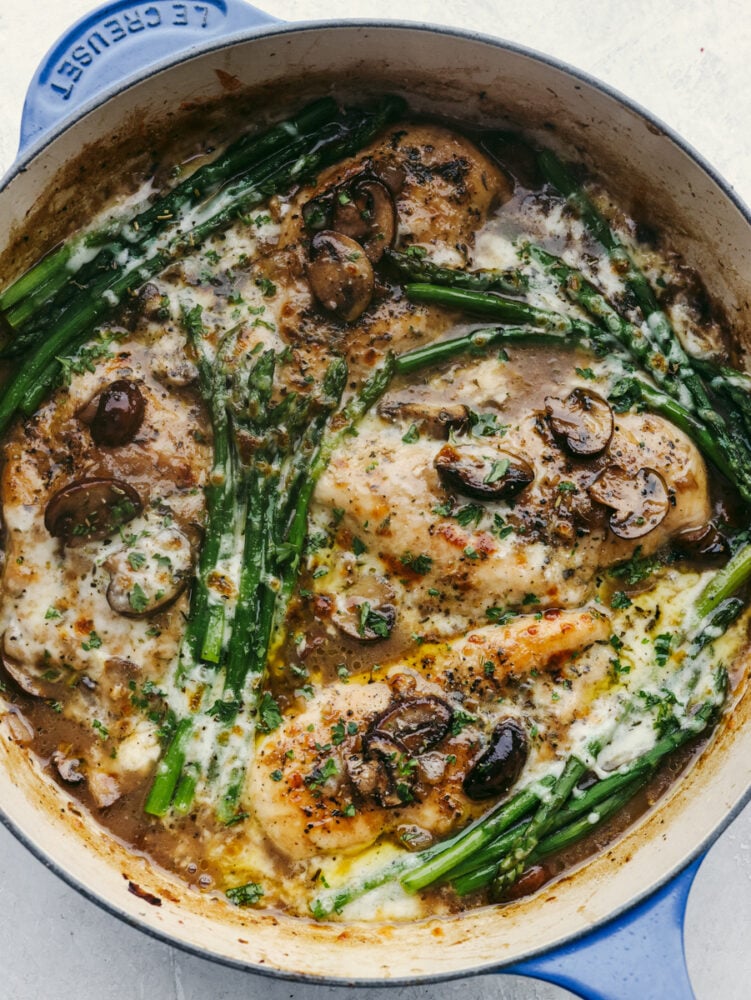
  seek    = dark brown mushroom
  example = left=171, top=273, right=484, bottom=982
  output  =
left=588, top=465, right=670, bottom=539
left=45, top=478, right=142, bottom=544
left=306, top=231, right=374, bottom=323
left=378, top=398, right=470, bottom=438
left=369, top=696, right=453, bottom=756
left=89, top=379, right=146, bottom=447
left=434, top=443, right=534, bottom=501
left=331, top=600, right=396, bottom=642
left=463, top=718, right=528, bottom=800
left=331, top=178, right=397, bottom=263
left=545, top=388, right=614, bottom=457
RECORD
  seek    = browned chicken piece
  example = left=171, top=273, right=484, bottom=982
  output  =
left=251, top=609, right=608, bottom=859
left=244, top=123, right=511, bottom=382
left=0, top=340, right=206, bottom=701
left=313, top=356, right=712, bottom=635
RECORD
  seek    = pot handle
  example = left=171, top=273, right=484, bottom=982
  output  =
left=502, top=854, right=703, bottom=1000
left=18, top=0, right=280, bottom=153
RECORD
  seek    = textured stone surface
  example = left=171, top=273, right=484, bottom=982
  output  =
left=0, top=2, right=750, bottom=997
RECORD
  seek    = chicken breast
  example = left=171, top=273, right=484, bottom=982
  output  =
left=311, top=354, right=711, bottom=640
left=251, top=609, right=609, bottom=860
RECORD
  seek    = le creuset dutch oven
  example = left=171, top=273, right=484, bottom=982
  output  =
left=2, top=2, right=751, bottom=997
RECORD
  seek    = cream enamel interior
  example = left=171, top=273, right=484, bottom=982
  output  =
left=1, top=23, right=751, bottom=981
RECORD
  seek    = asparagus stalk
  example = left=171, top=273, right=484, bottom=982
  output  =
left=535, top=152, right=751, bottom=498
left=385, top=249, right=528, bottom=295
left=0, top=97, right=406, bottom=436
left=404, top=282, right=589, bottom=333
left=1, top=98, right=340, bottom=335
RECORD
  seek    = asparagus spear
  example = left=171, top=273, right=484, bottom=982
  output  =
left=385, top=249, right=528, bottom=295
left=1, top=98, right=340, bottom=336
left=535, top=152, right=751, bottom=498
left=404, top=282, right=590, bottom=333
left=0, top=97, right=406, bottom=436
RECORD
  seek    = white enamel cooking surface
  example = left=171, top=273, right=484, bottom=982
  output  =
left=2, top=2, right=751, bottom=997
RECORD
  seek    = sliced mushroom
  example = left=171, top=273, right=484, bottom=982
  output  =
left=302, top=171, right=399, bottom=263
left=545, top=388, right=614, bottom=457
left=463, top=719, right=528, bottom=800
left=331, top=178, right=397, bottom=263
left=306, top=231, right=374, bottom=323
left=434, top=443, right=534, bottom=500
left=345, top=753, right=383, bottom=798
left=331, top=599, right=396, bottom=642
left=51, top=750, right=85, bottom=785
left=45, top=478, right=142, bottom=544
left=104, top=525, right=193, bottom=618
left=0, top=642, right=66, bottom=699
left=369, top=696, right=453, bottom=756
left=89, top=379, right=146, bottom=447
left=588, top=465, right=670, bottom=539
left=378, top=398, right=470, bottom=438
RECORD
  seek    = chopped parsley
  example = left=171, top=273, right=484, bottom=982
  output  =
left=401, top=423, right=420, bottom=444
left=343, top=803, right=357, bottom=817
left=469, top=411, right=508, bottom=438
left=609, top=546, right=664, bottom=587
left=653, top=632, right=673, bottom=667
left=483, top=458, right=509, bottom=484
left=305, top=757, right=339, bottom=788
left=180, top=303, right=204, bottom=338
left=226, top=882, right=264, bottom=907
left=610, top=591, right=632, bottom=610
left=352, top=536, right=368, bottom=556
left=400, top=551, right=433, bottom=575
left=255, top=276, right=277, bottom=297
left=257, top=691, right=282, bottom=733
left=575, top=367, right=596, bottom=380
left=45, top=607, right=62, bottom=621
left=127, top=551, right=147, bottom=571
left=92, top=719, right=109, bottom=741
left=129, top=583, right=149, bottom=614
left=455, top=503, right=485, bottom=528
left=358, top=602, right=393, bottom=639
left=557, top=480, right=578, bottom=493
left=82, top=631, right=103, bottom=651
left=485, top=606, right=517, bottom=626
left=450, top=709, right=476, bottom=736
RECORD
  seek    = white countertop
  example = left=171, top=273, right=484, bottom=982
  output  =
left=1, top=2, right=751, bottom=998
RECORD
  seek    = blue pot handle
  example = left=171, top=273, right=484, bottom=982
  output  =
left=19, top=0, right=280, bottom=153
left=503, top=855, right=703, bottom=1000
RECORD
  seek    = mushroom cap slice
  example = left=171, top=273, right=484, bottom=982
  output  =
left=545, top=388, right=614, bottom=457
left=306, top=230, right=374, bottom=323
left=434, top=443, right=534, bottom=500
left=331, top=178, right=397, bottom=263
left=45, top=478, right=142, bottom=544
left=89, top=379, right=146, bottom=447
left=369, top=696, right=453, bottom=756
left=463, top=718, right=528, bottom=800
left=588, top=465, right=670, bottom=539
left=104, top=525, right=193, bottom=618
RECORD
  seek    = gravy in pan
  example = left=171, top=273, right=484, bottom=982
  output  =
left=0, top=103, right=747, bottom=921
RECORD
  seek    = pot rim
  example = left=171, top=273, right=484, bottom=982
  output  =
left=2, top=15, right=751, bottom=986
